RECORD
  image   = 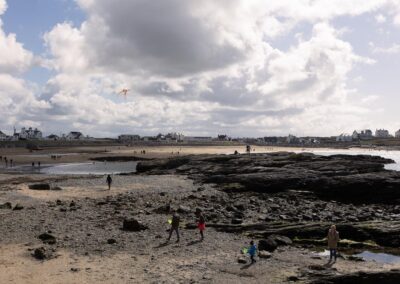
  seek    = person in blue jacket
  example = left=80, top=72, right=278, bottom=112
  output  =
left=248, top=240, right=257, bottom=263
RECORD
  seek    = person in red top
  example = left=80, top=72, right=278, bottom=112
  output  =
left=195, top=208, right=206, bottom=241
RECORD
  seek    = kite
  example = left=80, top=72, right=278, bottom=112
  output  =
left=242, top=247, right=249, bottom=254
left=168, top=219, right=172, bottom=224
left=118, top=88, right=130, bottom=97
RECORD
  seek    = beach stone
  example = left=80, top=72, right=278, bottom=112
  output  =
left=0, top=202, right=12, bottom=209
left=29, top=183, right=51, bottom=190
left=33, top=247, right=48, bottom=260
left=107, top=238, right=117, bottom=244
left=237, top=257, right=247, bottom=264
left=269, top=235, right=293, bottom=246
left=38, top=233, right=57, bottom=245
left=258, top=251, right=272, bottom=259
left=13, top=204, right=24, bottom=211
left=177, top=205, right=191, bottom=214
left=122, top=218, right=148, bottom=231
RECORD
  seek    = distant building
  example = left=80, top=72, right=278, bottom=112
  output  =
left=0, top=131, right=7, bottom=141
left=217, top=134, right=230, bottom=141
left=375, top=129, right=390, bottom=138
left=287, top=134, right=300, bottom=144
left=13, top=127, right=43, bottom=140
left=47, top=134, right=60, bottom=141
left=66, top=131, right=84, bottom=140
left=352, top=131, right=359, bottom=140
left=118, top=134, right=141, bottom=142
left=336, top=134, right=352, bottom=142
left=396, top=130, right=400, bottom=138
left=263, top=137, right=278, bottom=144
left=359, top=129, right=373, bottom=139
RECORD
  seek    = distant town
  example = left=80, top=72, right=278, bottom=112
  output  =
left=1, top=127, right=400, bottom=147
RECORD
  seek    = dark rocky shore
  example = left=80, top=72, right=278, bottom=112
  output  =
left=135, top=152, right=400, bottom=282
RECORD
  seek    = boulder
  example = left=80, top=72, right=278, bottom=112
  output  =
left=29, top=183, right=51, bottom=190
left=122, top=218, right=148, bottom=232
left=0, top=202, right=12, bottom=209
left=258, top=237, right=278, bottom=252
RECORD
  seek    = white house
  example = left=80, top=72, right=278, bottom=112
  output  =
left=336, top=133, right=353, bottom=142
left=375, top=129, right=390, bottom=138
left=13, top=127, right=43, bottom=140
left=46, top=134, right=60, bottom=141
left=66, top=131, right=84, bottom=140
left=395, top=130, right=400, bottom=138
left=0, top=131, right=7, bottom=141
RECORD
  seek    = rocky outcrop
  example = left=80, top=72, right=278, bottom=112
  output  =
left=137, top=152, right=400, bottom=203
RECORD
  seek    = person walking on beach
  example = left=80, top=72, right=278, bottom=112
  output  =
left=195, top=208, right=206, bottom=241
left=167, top=211, right=180, bottom=243
left=106, top=174, right=112, bottom=190
left=248, top=240, right=257, bottom=264
left=327, top=225, right=340, bottom=262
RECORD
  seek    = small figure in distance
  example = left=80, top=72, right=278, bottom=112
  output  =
left=195, top=208, right=206, bottom=241
left=327, top=224, right=340, bottom=262
left=248, top=240, right=257, bottom=264
left=106, top=174, right=112, bottom=190
left=32, top=161, right=35, bottom=167
left=167, top=211, right=180, bottom=243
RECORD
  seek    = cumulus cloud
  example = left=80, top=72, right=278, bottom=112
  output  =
left=35, top=0, right=394, bottom=136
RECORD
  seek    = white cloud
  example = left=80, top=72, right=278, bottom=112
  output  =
left=372, top=43, right=400, bottom=54
left=375, top=14, right=387, bottom=23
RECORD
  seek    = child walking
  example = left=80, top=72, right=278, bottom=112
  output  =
left=248, top=240, right=257, bottom=263
left=195, top=208, right=206, bottom=241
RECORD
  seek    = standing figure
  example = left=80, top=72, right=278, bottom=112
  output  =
left=195, top=208, right=206, bottom=241
left=106, top=174, right=112, bottom=190
left=248, top=240, right=257, bottom=264
left=167, top=211, right=180, bottom=243
left=327, top=225, right=340, bottom=262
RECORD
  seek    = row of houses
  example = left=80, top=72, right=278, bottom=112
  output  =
left=0, top=127, right=89, bottom=141
left=118, top=133, right=216, bottom=143
left=337, top=129, right=400, bottom=142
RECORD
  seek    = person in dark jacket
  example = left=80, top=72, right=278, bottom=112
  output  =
left=106, top=174, right=112, bottom=190
left=167, top=211, right=180, bottom=243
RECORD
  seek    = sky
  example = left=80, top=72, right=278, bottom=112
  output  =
left=1, top=0, right=400, bottom=138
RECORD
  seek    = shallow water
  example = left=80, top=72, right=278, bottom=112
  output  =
left=354, top=251, right=400, bottom=264
left=39, top=161, right=137, bottom=175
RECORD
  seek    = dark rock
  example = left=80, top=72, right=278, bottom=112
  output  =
left=154, top=204, right=171, bottom=214
left=33, top=247, right=48, bottom=260
left=38, top=233, right=57, bottom=245
left=107, top=238, right=117, bottom=244
left=237, top=257, right=247, bottom=264
left=13, top=204, right=24, bottom=210
left=258, top=238, right=278, bottom=252
left=0, top=202, right=12, bottom=209
left=29, top=183, right=51, bottom=190
left=122, top=218, right=148, bottom=231
left=310, top=270, right=400, bottom=284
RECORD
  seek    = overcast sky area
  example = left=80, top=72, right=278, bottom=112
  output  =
left=1, top=0, right=400, bottom=138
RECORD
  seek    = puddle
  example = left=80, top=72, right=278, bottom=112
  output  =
left=354, top=251, right=400, bottom=264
